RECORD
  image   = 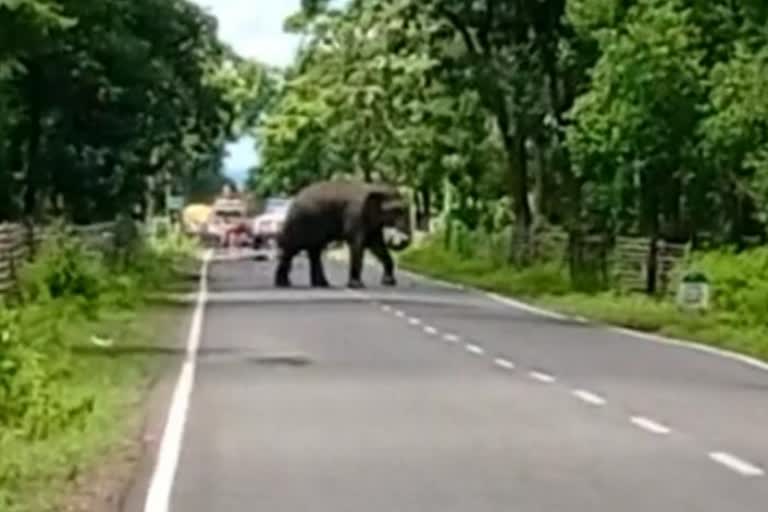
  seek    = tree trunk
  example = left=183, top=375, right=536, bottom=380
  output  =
left=22, top=108, right=42, bottom=220
left=532, top=136, right=547, bottom=229
left=145, top=175, right=156, bottom=223
left=640, top=171, right=660, bottom=294
left=2, top=130, right=26, bottom=221
left=20, top=64, right=45, bottom=222
left=417, top=186, right=432, bottom=231
left=503, top=132, right=532, bottom=265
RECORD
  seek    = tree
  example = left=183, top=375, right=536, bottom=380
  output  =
left=0, top=0, right=270, bottom=224
left=253, top=0, right=768, bottom=286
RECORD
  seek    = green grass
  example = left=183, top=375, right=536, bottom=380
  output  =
left=0, top=227, right=197, bottom=511
left=399, top=238, right=768, bottom=363
left=0, top=304, right=179, bottom=512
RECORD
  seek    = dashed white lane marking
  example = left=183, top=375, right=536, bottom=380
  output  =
left=529, top=371, right=556, bottom=383
left=494, top=358, right=515, bottom=370
left=465, top=344, right=485, bottom=355
left=143, top=250, right=212, bottom=512
left=572, top=389, right=606, bottom=406
left=443, top=333, right=460, bottom=343
left=630, top=416, right=671, bottom=435
left=403, top=266, right=768, bottom=374
left=369, top=270, right=767, bottom=478
left=708, top=452, right=765, bottom=477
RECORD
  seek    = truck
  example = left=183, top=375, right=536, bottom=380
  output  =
left=204, top=193, right=253, bottom=248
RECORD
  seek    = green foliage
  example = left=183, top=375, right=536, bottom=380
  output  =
left=0, top=303, right=93, bottom=444
left=255, top=0, right=509, bottom=224
left=256, top=0, right=768, bottom=261
left=566, top=0, right=706, bottom=234
left=0, top=228, right=194, bottom=510
left=17, top=231, right=108, bottom=305
left=401, top=234, right=572, bottom=297
left=689, top=247, right=768, bottom=326
left=0, top=0, right=273, bottom=224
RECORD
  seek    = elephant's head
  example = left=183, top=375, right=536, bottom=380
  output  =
left=363, top=184, right=412, bottom=251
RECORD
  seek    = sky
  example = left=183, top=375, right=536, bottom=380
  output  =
left=193, top=0, right=305, bottom=185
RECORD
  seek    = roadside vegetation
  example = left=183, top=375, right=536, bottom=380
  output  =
left=1, top=0, right=271, bottom=509
left=254, top=1, right=768, bottom=363
left=400, top=234, right=768, bottom=362
left=0, top=226, right=200, bottom=512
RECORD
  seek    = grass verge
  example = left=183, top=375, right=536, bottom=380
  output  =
left=0, top=225, right=199, bottom=512
left=398, top=237, right=768, bottom=363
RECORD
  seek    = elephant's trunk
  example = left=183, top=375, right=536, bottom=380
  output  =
left=384, top=209, right=413, bottom=251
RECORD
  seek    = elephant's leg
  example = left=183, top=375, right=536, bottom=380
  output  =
left=367, top=230, right=396, bottom=286
left=308, top=247, right=330, bottom=287
left=346, top=236, right=366, bottom=289
left=274, top=247, right=297, bottom=287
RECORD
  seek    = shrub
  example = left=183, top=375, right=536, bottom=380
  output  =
left=400, top=235, right=571, bottom=297
left=0, top=303, right=93, bottom=442
left=689, top=246, right=768, bottom=326
left=0, top=222, right=198, bottom=512
left=1, top=222, right=196, bottom=442
left=16, top=227, right=108, bottom=307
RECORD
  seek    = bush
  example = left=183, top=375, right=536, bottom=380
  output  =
left=689, top=246, right=768, bottom=326
left=17, top=229, right=108, bottom=306
left=2, top=223, right=194, bottom=439
left=0, top=222, right=197, bottom=511
left=400, top=235, right=571, bottom=297
left=0, top=302, right=93, bottom=443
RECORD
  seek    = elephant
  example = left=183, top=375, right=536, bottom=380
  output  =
left=273, top=180, right=413, bottom=289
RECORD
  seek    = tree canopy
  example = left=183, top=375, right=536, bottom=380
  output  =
left=0, top=0, right=271, bottom=223
left=254, top=0, right=768, bottom=263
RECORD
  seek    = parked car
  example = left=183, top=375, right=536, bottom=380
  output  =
left=252, top=197, right=292, bottom=250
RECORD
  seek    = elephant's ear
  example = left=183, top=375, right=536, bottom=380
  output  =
left=361, top=187, right=389, bottom=221
left=363, top=186, right=406, bottom=225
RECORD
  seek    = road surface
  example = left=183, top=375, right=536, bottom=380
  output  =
left=143, top=250, right=768, bottom=511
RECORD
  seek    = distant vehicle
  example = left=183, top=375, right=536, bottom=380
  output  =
left=181, top=203, right=212, bottom=236
left=207, top=196, right=253, bottom=248
left=252, top=197, right=292, bottom=250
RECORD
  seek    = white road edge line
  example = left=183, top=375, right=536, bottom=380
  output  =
left=608, top=326, right=768, bottom=373
left=402, top=269, right=768, bottom=374
left=571, top=389, right=606, bottom=406
left=494, top=358, right=515, bottom=370
left=529, top=371, right=556, bottom=383
left=423, top=325, right=438, bottom=335
left=465, top=344, right=485, bottom=355
left=408, top=317, right=422, bottom=326
left=708, top=452, right=765, bottom=477
left=398, top=269, right=465, bottom=291
left=630, top=416, right=671, bottom=435
left=443, top=333, right=460, bottom=343
left=143, top=249, right=212, bottom=512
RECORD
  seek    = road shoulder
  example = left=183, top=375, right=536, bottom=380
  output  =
left=389, top=251, right=768, bottom=374
left=61, top=302, right=195, bottom=512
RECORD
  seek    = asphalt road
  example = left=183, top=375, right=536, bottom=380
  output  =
left=154, top=249, right=768, bottom=511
